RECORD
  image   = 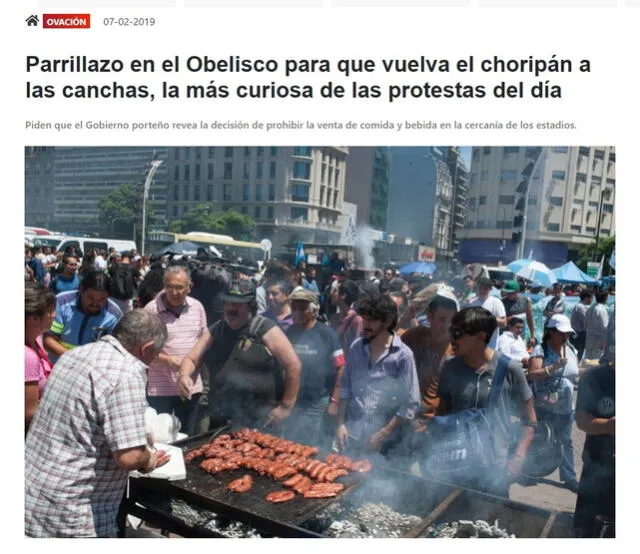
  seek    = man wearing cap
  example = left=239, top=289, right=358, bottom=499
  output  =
left=466, top=276, right=507, bottom=349
left=177, top=279, right=301, bottom=430
left=502, top=280, right=536, bottom=348
left=284, top=289, right=345, bottom=447
left=401, top=287, right=459, bottom=424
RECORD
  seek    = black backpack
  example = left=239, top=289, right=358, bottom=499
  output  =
left=190, top=261, right=231, bottom=325
left=111, top=265, right=135, bottom=299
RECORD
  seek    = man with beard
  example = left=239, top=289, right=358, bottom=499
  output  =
left=335, top=295, right=420, bottom=459
left=401, top=288, right=459, bottom=423
left=44, top=270, right=123, bottom=364
left=177, top=279, right=301, bottom=430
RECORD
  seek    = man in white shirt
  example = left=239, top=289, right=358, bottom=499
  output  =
left=94, top=250, right=108, bottom=271
left=497, top=316, right=530, bottom=369
left=466, top=276, right=507, bottom=349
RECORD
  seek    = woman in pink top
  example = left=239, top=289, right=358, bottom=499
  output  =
left=25, top=282, right=55, bottom=435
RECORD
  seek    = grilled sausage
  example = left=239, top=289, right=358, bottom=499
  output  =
left=301, top=446, right=319, bottom=458
left=308, top=483, right=345, bottom=492
left=303, top=489, right=339, bottom=498
left=273, top=465, right=297, bottom=480
left=266, top=490, right=296, bottom=503
left=310, top=463, right=328, bottom=480
left=293, top=476, right=313, bottom=495
left=325, top=468, right=349, bottom=482
left=283, top=474, right=304, bottom=487
left=316, top=466, right=334, bottom=482
left=228, top=475, right=254, bottom=493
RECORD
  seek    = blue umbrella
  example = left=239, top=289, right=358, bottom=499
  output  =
left=399, top=261, right=437, bottom=275
left=507, top=258, right=534, bottom=273
left=516, top=260, right=557, bottom=287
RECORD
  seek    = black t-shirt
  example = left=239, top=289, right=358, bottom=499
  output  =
left=502, top=294, right=530, bottom=319
left=285, top=322, right=342, bottom=403
left=206, top=316, right=276, bottom=376
left=576, top=364, right=615, bottom=463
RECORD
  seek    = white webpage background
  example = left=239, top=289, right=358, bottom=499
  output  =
left=6, top=1, right=636, bottom=549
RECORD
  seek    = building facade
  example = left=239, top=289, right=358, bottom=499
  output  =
left=459, top=146, right=616, bottom=266
left=165, top=146, right=349, bottom=250
left=343, top=147, right=391, bottom=231
left=386, top=147, right=455, bottom=261
left=27, top=147, right=169, bottom=235
left=25, top=147, right=55, bottom=228
left=442, top=147, right=469, bottom=261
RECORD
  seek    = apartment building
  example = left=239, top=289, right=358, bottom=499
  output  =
left=459, top=146, right=616, bottom=266
left=165, top=146, right=349, bottom=250
left=25, top=147, right=55, bottom=228
left=30, top=147, right=169, bottom=234
left=442, top=147, right=469, bottom=260
left=386, top=147, right=456, bottom=261
left=343, top=147, right=391, bottom=231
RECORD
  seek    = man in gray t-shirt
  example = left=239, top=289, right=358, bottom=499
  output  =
left=438, top=354, right=533, bottom=466
left=434, top=307, right=536, bottom=497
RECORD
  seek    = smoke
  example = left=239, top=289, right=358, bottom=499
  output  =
left=355, top=225, right=375, bottom=270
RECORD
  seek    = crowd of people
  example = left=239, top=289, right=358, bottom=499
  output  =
left=24, top=250, right=615, bottom=538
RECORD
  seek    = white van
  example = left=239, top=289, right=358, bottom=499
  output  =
left=30, top=234, right=137, bottom=255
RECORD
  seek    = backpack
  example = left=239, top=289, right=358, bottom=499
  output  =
left=417, top=354, right=510, bottom=483
left=189, top=262, right=231, bottom=325
left=111, top=266, right=135, bottom=299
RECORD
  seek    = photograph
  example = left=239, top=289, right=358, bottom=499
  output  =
left=24, top=145, right=615, bottom=539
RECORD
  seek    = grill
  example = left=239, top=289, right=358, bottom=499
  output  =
left=119, top=428, right=574, bottom=538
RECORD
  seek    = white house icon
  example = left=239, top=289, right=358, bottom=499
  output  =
left=26, top=15, right=39, bottom=27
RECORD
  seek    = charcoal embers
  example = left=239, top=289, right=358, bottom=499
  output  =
left=425, top=519, right=515, bottom=538
left=317, top=502, right=422, bottom=538
left=169, top=498, right=263, bottom=537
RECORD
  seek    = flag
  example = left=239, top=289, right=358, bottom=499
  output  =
left=527, top=249, right=534, bottom=260
left=609, top=249, right=616, bottom=271
left=294, top=241, right=306, bottom=267
left=596, top=254, right=605, bottom=281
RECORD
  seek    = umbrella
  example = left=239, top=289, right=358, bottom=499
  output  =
left=399, top=261, right=437, bottom=275
left=515, top=260, right=557, bottom=287
left=155, top=240, right=201, bottom=257
left=506, top=258, right=534, bottom=273
left=552, top=261, right=599, bottom=284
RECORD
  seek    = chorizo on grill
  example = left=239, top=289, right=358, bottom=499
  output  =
left=266, top=490, right=296, bottom=503
left=228, top=475, right=254, bottom=493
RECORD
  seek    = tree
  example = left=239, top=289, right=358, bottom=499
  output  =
left=98, top=184, right=139, bottom=237
left=170, top=205, right=257, bottom=241
left=577, top=235, right=615, bottom=274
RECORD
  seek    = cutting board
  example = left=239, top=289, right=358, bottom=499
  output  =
left=130, top=443, right=186, bottom=481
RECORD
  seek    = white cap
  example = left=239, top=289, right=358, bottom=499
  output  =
left=431, top=287, right=460, bottom=311
left=546, top=314, right=575, bottom=335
